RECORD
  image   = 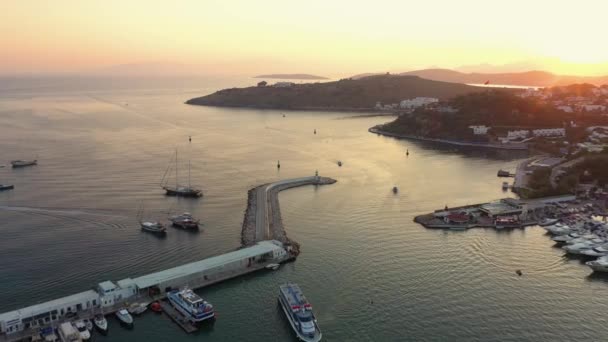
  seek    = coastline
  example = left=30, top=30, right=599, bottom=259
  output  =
left=185, top=101, right=380, bottom=113
left=368, top=126, right=529, bottom=151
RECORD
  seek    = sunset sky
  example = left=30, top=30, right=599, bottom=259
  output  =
left=2, top=0, right=608, bottom=76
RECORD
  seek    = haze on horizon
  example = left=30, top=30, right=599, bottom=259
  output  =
left=2, top=0, right=608, bottom=77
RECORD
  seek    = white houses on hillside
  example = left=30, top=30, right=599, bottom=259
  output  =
left=399, top=97, right=438, bottom=109
left=469, top=125, right=490, bottom=135
left=532, top=128, right=565, bottom=137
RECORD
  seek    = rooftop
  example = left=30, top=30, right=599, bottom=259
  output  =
left=132, top=240, right=284, bottom=289
left=97, top=281, right=116, bottom=292
left=0, top=290, right=99, bottom=322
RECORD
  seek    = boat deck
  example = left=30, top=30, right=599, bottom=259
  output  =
left=159, top=300, right=198, bottom=333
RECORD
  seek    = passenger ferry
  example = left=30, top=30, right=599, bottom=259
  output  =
left=278, top=283, right=322, bottom=342
left=167, top=288, right=214, bottom=323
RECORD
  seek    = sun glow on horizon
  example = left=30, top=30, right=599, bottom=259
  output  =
left=2, top=0, right=608, bottom=76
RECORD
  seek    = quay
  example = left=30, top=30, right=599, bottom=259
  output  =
left=0, top=175, right=335, bottom=341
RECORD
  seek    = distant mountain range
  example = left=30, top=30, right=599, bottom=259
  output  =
left=186, top=74, right=492, bottom=110
left=254, top=74, right=328, bottom=80
left=352, top=69, right=608, bottom=87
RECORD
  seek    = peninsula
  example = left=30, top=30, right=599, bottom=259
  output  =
left=254, top=73, right=328, bottom=80
left=186, top=75, right=485, bottom=111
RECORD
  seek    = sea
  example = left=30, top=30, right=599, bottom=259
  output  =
left=0, top=76, right=607, bottom=341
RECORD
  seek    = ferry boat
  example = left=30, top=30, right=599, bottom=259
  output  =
left=167, top=288, right=214, bottom=323
left=278, top=283, right=322, bottom=342
left=169, top=212, right=200, bottom=229
left=11, top=159, right=37, bottom=168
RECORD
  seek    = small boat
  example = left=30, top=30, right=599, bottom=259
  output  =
left=140, top=221, right=166, bottom=234
left=581, top=245, right=608, bottom=257
left=115, top=308, right=134, bottom=326
left=167, top=287, right=214, bottom=323
left=0, top=184, right=14, bottom=191
left=128, top=302, right=148, bottom=315
left=337, top=161, right=342, bottom=167
left=93, top=314, right=108, bottom=334
left=83, top=319, right=93, bottom=332
left=150, top=301, right=163, bottom=313
left=11, top=159, right=37, bottom=168
left=169, top=212, right=200, bottom=229
left=58, top=322, right=81, bottom=342
left=392, top=186, right=398, bottom=194
left=278, top=283, right=322, bottom=342
left=586, top=256, right=608, bottom=272
left=73, top=320, right=91, bottom=341
left=40, top=327, right=59, bottom=342
left=265, top=263, right=280, bottom=270
left=539, top=218, right=559, bottom=226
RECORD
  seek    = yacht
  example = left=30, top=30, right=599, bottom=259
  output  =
left=167, top=287, right=214, bottom=323
left=58, top=322, right=81, bottom=342
left=128, top=302, right=148, bottom=315
left=539, top=218, right=559, bottom=226
left=73, top=320, right=90, bottom=340
left=93, top=314, right=108, bottom=334
left=546, top=224, right=571, bottom=235
left=563, top=241, right=596, bottom=255
left=10, top=159, right=37, bottom=168
left=581, top=245, right=608, bottom=257
left=115, top=308, right=134, bottom=326
left=140, top=221, right=166, bottom=234
left=586, top=256, right=608, bottom=272
left=278, top=283, right=322, bottom=342
left=169, top=212, right=200, bottom=229
left=552, top=232, right=580, bottom=243
left=160, top=138, right=203, bottom=197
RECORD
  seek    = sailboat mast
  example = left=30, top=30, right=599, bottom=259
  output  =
left=175, top=148, right=178, bottom=189
left=188, top=136, right=192, bottom=189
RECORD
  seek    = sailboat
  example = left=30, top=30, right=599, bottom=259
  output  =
left=137, top=202, right=166, bottom=234
left=161, top=136, right=203, bottom=197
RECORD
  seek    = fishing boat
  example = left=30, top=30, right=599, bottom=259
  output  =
left=128, top=302, right=148, bottom=315
left=278, top=283, right=322, bottom=342
left=11, top=159, right=37, bottom=168
left=160, top=137, right=202, bottom=197
left=93, top=314, right=108, bottom=334
left=167, top=287, right=214, bottom=323
left=115, top=309, right=134, bottom=326
left=169, top=212, right=200, bottom=229
left=0, top=184, right=14, bottom=191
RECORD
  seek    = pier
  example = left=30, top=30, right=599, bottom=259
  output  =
left=158, top=300, right=198, bottom=333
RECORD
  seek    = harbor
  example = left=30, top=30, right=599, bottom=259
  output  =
left=0, top=175, right=336, bottom=342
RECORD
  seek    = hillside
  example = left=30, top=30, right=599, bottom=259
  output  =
left=253, top=74, right=328, bottom=80
left=398, top=68, right=608, bottom=87
left=186, top=75, right=487, bottom=110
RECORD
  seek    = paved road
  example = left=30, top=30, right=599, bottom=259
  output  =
left=254, top=176, right=318, bottom=241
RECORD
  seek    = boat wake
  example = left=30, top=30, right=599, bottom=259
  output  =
left=0, top=205, right=129, bottom=230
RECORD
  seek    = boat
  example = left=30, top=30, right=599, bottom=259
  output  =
left=552, top=232, right=580, bottom=243
left=581, top=245, right=608, bottom=257
left=160, top=137, right=202, bottom=197
left=586, top=256, right=608, bottom=272
left=539, top=218, right=559, bottom=226
left=93, top=314, right=108, bottom=334
left=563, top=241, right=596, bottom=255
left=265, top=263, right=280, bottom=270
left=167, top=287, right=214, bottom=323
left=392, top=186, right=398, bottom=194
left=140, top=221, right=166, bottom=234
left=337, top=161, right=342, bottom=167
left=115, top=308, right=134, bottom=326
left=169, top=212, right=200, bottom=229
left=40, top=327, right=59, bottom=342
left=58, top=322, right=81, bottom=342
left=150, top=301, right=162, bottom=313
left=11, top=159, right=37, bottom=168
left=278, top=283, right=322, bottom=342
left=73, top=320, right=90, bottom=340
left=128, top=302, right=148, bottom=315
left=83, top=319, right=93, bottom=332
left=0, top=184, right=14, bottom=191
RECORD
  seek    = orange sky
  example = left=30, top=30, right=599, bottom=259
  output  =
left=2, top=0, right=608, bottom=76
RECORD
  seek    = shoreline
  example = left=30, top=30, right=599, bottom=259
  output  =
left=185, top=101, right=380, bottom=113
left=369, top=126, right=529, bottom=150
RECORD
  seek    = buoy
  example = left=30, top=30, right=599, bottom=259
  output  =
left=516, top=270, right=522, bottom=276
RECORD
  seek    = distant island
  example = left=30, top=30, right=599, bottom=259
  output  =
left=253, top=74, right=328, bottom=80
left=352, top=68, right=608, bottom=87
left=186, top=75, right=488, bottom=111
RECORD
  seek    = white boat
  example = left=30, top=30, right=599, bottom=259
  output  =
left=563, top=241, right=596, bottom=255
left=58, top=322, right=81, bottom=342
left=83, top=319, right=93, bottom=332
left=265, top=263, right=280, bottom=270
left=137, top=203, right=167, bottom=234
left=115, top=308, right=134, bottom=326
left=539, top=218, right=559, bottom=226
left=278, top=283, right=322, bottom=342
left=128, top=302, right=148, bottom=315
left=73, top=320, right=90, bottom=340
left=552, top=232, right=580, bottom=243
left=11, top=159, right=37, bottom=168
left=93, top=314, right=108, bottom=334
left=167, top=287, right=214, bottom=323
left=546, top=224, right=570, bottom=235
left=581, top=245, right=608, bottom=257
left=586, top=256, right=608, bottom=272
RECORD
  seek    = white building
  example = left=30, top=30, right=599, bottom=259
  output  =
left=273, top=82, right=294, bottom=88
left=399, top=97, right=438, bottom=109
left=583, top=104, right=606, bottom=112
left=532, top=128, right=565, bottom=137
left=469, top=125, right=490, bottom=135
left=507, top=130, right=530, bottom=139
left=557, top=105, right=574, bottom=113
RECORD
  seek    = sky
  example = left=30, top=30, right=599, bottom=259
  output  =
left=2, top=0, right=608, bottom=77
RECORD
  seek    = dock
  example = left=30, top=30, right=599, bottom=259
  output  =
left=159, top=300, right=198, bottom=333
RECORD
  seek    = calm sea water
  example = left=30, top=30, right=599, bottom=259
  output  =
left=1, top=76, right=607, bottom=341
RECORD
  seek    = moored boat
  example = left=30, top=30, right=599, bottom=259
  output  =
left=140, top=221, right=166, bottom=234
left=115, top=308, right=134, bottom=326
left=169, top=212, right=200, bottom=229
left=278, top=283, right=322, bottom=342
left=93, top=314, right=108, bottom=334
left=167, top=287, right=214, bottom=323
left=58, top=322, right=81, bottom=342
left=73, top=320, right=90, bottom=340
left=586, top=256, right=608, bottom=272
left=150, top=301, right=163, bottom=313
left=160, top=137, right=203, bottom=197
left=128, top=302, right=148, bottom=315
left=11, top=159, right=37, bottom=168
left=0, top=184, right=14, bottom=191
left=265, top=263, right=280, bottom=270
left=539, top=218, right=559, bottom=226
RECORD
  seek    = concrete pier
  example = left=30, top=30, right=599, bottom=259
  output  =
left=241, top=176, right=337, bottom=247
